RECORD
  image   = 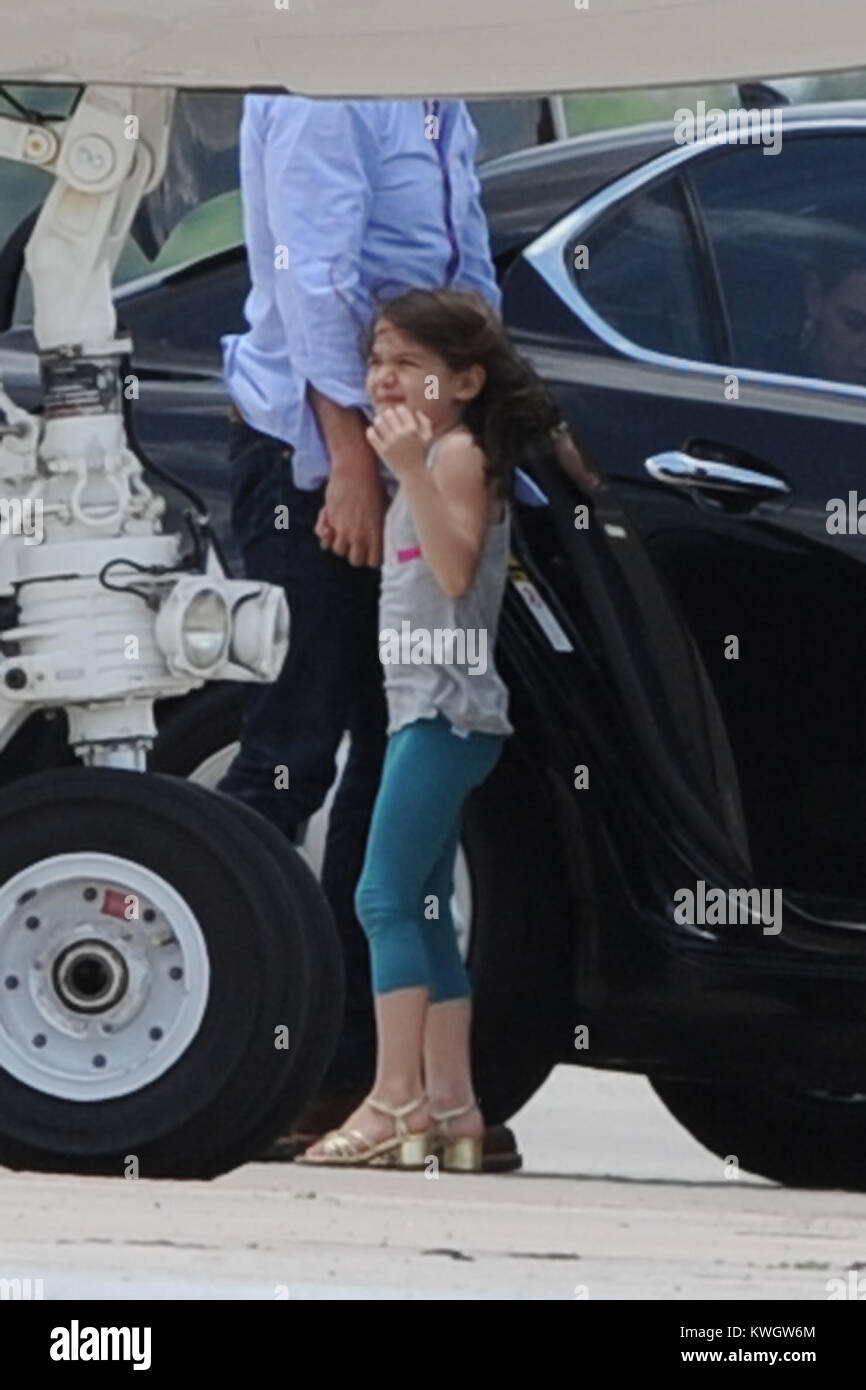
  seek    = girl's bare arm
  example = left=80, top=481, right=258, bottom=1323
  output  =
left=400, top=434, right=491, bottom=598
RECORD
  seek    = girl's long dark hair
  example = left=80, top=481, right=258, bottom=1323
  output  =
left=369, top=288, right=562, bottom=499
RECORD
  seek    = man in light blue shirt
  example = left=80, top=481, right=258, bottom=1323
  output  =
left=218, top=96, right=513, bottom=1164
left=223, top=98, right=500, bottom=496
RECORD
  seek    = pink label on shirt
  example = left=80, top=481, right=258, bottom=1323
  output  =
left=397, top=545, right=422, bottom=562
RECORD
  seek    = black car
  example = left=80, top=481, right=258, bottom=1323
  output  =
left=3, top=99, right=866, bottom=1187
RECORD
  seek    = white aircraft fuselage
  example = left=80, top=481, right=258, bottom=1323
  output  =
left=3, top=0, right=864, bottom=97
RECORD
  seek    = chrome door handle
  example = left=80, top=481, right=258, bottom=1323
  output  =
left=645, top=451, right=791, bottom=497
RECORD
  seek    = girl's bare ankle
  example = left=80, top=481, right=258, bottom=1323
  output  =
left=369, top=1082, right=426, bottom=1109
left=429, top=1093, right=480, bottom=1117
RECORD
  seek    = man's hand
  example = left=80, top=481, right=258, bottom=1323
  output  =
left=367, top=406, right=434, bottom=478
left=307, top=388, right=386, bottom=567
left=317, top=463, right=386, bottom=567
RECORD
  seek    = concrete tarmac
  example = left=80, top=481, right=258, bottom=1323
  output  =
left=2, top=1066, right=865, bottom=1300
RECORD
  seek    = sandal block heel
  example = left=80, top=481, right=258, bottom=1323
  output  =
left=441, top=1136, right=483, bottom=1172
left=398, top=1133, right=434, bottom=1168
left=432, top=1099, right=484, bottom=1174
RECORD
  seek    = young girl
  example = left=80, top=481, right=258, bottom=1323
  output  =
left=299, top=288, right=561, bottom=1170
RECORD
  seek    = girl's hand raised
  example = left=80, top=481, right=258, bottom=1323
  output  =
left=366, top=406, right=434, bottom=477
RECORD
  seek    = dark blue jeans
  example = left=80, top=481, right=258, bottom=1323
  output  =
left=218, top=414, right=385, bottom=1096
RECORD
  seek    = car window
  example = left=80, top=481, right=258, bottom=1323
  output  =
left=688, top=133, right=866, bottom=387
left=575, top=175, right=716, bottom=361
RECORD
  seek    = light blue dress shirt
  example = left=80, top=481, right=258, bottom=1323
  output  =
left=221, top=96, right=502, bottom=490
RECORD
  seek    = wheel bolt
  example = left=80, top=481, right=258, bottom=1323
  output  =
left=143, top=909, right=156, bottom=923
left=149, top=1027, right=163, bottom=1041
left=92, top=1054, right=106, bottom=1068
left=4, top=975, right=18, bottom=989
left=169, top=966, right=183, bottom=980
left=83, top=887, right=97, bottom=902
left=25, top=916, right=39, bottom=930
left=33, top=1034, right=46, bottom=1048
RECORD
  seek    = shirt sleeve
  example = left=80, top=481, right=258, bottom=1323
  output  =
left=262, top=98, right=379, bottom=411
left=453, top=107, right=503, bottom=314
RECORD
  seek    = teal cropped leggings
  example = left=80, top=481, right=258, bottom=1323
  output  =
left=354, top=714, right=505, bottom=999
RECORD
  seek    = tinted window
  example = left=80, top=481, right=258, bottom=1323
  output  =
left=576, top=176, right=715, bottom=360
left=689, top=133, right=866, bottom=386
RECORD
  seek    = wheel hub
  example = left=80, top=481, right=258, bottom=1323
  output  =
left=51, top=939, right=129, bottom=1013
left=0, top=852, right=210, bottom=1101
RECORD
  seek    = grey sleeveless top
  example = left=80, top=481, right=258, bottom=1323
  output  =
left=379, top=429, right=513, bottom=737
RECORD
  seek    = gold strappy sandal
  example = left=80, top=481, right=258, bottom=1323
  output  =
left=295, top=1094, right=434, bottom=1169
left=432, top=1100, right=484, bottom=1172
